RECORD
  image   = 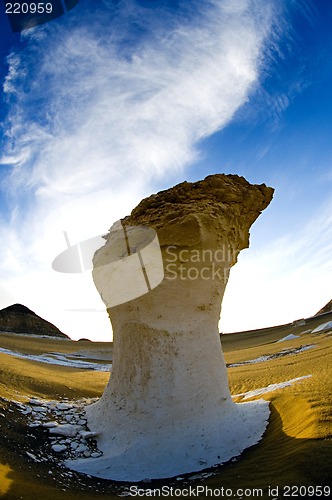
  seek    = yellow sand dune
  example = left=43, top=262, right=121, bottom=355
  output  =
left=0, top=313, right=331, bottom=499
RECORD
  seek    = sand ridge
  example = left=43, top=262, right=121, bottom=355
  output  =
left=0, top=313, right=331, bottom=498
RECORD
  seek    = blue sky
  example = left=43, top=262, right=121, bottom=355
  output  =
left=0, top=0, right=331, bottom=340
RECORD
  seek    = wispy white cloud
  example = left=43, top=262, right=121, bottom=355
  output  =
left=2, top=0, right=274, bottom=200
left=0, top=0, right=276, bottom=339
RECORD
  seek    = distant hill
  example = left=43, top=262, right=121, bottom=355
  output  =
left=315, top=299, right=332, bottom=316
left=0, top=304, right=69, bottom=339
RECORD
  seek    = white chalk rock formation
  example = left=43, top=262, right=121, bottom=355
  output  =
left=67, top=174, right=274, bottom=481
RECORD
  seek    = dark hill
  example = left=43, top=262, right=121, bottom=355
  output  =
left=0, top=303, right=69, bottom=339
left=315, top=299, right=332, bottom=316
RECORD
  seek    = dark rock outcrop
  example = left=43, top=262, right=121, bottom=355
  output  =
left=0, top=303, right=69, bottom=338
left=315, top=299, right=332, bottom=316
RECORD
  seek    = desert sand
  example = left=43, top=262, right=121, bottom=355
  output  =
left=0, top=310, right=331, bottom=499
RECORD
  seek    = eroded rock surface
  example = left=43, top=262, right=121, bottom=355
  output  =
left=68, top=174, right=274, bottom=481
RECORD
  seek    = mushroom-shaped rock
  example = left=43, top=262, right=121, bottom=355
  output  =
left=67, top=174, right=274, bottom=481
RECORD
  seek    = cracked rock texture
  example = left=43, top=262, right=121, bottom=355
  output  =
left=68, top=174, right=274, bottom=481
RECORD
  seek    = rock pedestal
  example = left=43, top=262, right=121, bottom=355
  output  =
left=67, top=174, right=274, bottom=481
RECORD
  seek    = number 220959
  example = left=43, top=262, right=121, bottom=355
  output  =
left=5, top=3, right=53, bottom=14
left=283, top=485, right=330, bottom=497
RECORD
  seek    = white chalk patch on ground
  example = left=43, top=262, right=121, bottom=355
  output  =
left=9, top=396, right=103, bottom=463
left=0, top=331, right=69, bottom=341
left=70, top=349, right=113, bottom=361
left=16, top=394, right=254, bottom=483
left=277, top=334, right=300, bottom=342
left=232, top=375, right=312, bottom=400
left=0, top=347, right=112, bottom=371
left=311, top=321, right=332, bottom=333
left=66, top=399, right=270, bottom=482
left=49, top=424, right=84, bottom=437
left=228, top=344, right=316, bottom=367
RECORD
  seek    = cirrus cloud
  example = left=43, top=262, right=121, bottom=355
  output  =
left=0, top=0, right=278, bottom=339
